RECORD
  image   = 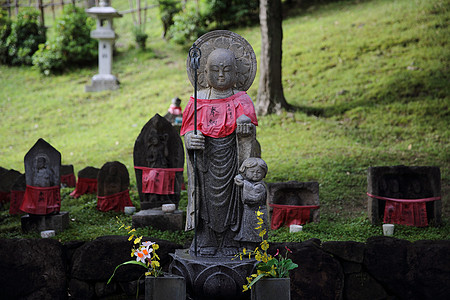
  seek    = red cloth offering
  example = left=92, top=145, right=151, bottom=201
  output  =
left=270, top=204, right=320, bottom=230
left=384, top=201, right=428, bottom=227
left=61, top=173, right=76, bottom=187
left=180, top=91, right=258, bottom=138
left=0, top=191, right=10, bottom=204
left=97, top=189, right=133, bottom=212
left=70, top=177, right=98, bottom=198
left=367, top=193, right=440, bottom=227
left=9, top=190, right=25, bottom=215
left=20, top=185, right=60, bottom=215
left=135, top=167, right=184, bottom=195
left=168, top=104, right=182, bottom=115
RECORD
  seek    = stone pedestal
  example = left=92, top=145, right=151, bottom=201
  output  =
left=132, top=209, right=184, bottom=231
left=21, top=211, right=70, bottom=233
left=85, top=74, right=119, bottom=92
left=169, top=249, right=255, bottom=300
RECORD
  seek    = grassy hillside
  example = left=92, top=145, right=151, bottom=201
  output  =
left=0, top=0, right=449, bottom=242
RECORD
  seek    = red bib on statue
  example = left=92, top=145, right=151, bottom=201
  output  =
left=70, top=177, right=98, bottom=198
left=97, top=189, right=133, bottom=212
left=270, top=204, right=320, bottom=230
left=135, top=167, right=183, bottom=195
left=20, top=185, right=61, bottom=215
left=180, top=91, right=258, bottom=138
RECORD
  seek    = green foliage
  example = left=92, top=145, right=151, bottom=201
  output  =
left=168, top=5, right=208, bottom=46
left=5, top=8, right=46, bottom=65
left=132, top=26, right=148, bottom=48
left=207, top=0, right=259, bottom=28
left=158, top=0, right=182, bottom=38
left=165, top=0, right=259, bottom=45
left=0, top=10, right=12, bottom=64
left=32, top=5, right=97, bottom=74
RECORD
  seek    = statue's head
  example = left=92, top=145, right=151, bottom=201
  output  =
left=205, top=48, right=237, bottom=90
left=35, top=155, right=48, bottom=169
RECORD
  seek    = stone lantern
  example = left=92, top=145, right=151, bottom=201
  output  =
left=85, top=0, right=122, bottom=92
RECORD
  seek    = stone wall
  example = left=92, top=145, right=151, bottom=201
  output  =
left=0, top=236, right=448, bottom=300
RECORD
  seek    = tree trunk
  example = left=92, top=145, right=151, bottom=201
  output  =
left=256, top=0, right=290, bottom=115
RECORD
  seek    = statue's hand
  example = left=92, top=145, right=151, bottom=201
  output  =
left=185, top=131, right=205, bottom=150
left=236, top=122, right=254, bottom=136
left=234, top=174, right=244, bottom=186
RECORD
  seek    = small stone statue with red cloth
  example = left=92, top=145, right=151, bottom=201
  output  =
left=20, top=138, right=61, bottom=215
left=164, top=97, right=183, bottom=124
left=181, top=30, right=260, bottom=257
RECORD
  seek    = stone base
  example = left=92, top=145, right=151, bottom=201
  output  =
left=21, top=211, right=70, bottom=233
left=132, top=208, right=184, bottom=231
left=169, top=249, right=255, bottom=300
left=85, top=74, right=120, bottom=92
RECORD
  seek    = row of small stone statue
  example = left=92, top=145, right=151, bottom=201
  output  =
left=0, top=138, right=133, bottom=215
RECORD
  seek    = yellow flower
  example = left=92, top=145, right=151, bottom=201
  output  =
left=261, top=240, right=269, bottom=251
left=243, top=284, right=249, bottom=292
left=134, top=236, right=143, bottom=244
left=151, top=260, right=160, bottom=268
left=259, top=229, right=267, bottom=238
left=256, top=210, right=264, bottom=217
left=128, top=235, right=134, bottom=241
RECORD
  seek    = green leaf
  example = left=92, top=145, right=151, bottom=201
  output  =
left=247, top=273, right=267, bottom=288
left=107, top=260, right=147, bottom=284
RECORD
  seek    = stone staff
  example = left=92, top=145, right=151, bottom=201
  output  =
left=188, top=43, right=201, bottom=256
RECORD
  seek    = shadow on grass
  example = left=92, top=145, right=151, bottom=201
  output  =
left=289, top=66, right=449, bottom=118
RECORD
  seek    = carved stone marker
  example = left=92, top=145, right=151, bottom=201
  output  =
left=133, top=114, right=184, bottom=209
left=266, top=181, right=320, bottom=230
left=132, top=114, right=185, bottom=230
left=70, top=166, right=100, bottom=198
left=21, top=138, right=61, bottom=215
left=0, top=168, right=21, bottom=206
left=20, top=138, right=69, bottom=233
left=367, top=166, right=441, bottom=226
left=60, top=164, right=76, bottom=188
left=9, top=173, right=25, bottom=215
left=97, top=161, right=132, bottom=212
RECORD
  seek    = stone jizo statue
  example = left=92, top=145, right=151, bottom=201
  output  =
left=234, top=157, right=268, bottom=249
left=181, top=30, right=260, bottom=257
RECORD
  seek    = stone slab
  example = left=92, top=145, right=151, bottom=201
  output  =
left=132, top=209, right=184, bottom=231
left=21, top=211, right=70, bottom=233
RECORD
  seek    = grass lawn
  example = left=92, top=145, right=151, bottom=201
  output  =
left=0, top=0, right=449, bottom=244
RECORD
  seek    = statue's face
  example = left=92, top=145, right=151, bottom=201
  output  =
left=36, top=157, right=46, bottom=169
left=205, top=49, right=236, bottom=90
left=245, top=166, right=265, bottom=182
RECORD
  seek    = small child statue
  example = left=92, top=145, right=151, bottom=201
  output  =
left=234, top=157, right=269, bottom=249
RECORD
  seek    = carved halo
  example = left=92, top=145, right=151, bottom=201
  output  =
left=186, top=30, right=257, bottom=92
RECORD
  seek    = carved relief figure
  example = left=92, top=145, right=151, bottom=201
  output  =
left=32, top=155, right=55, bottom=187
